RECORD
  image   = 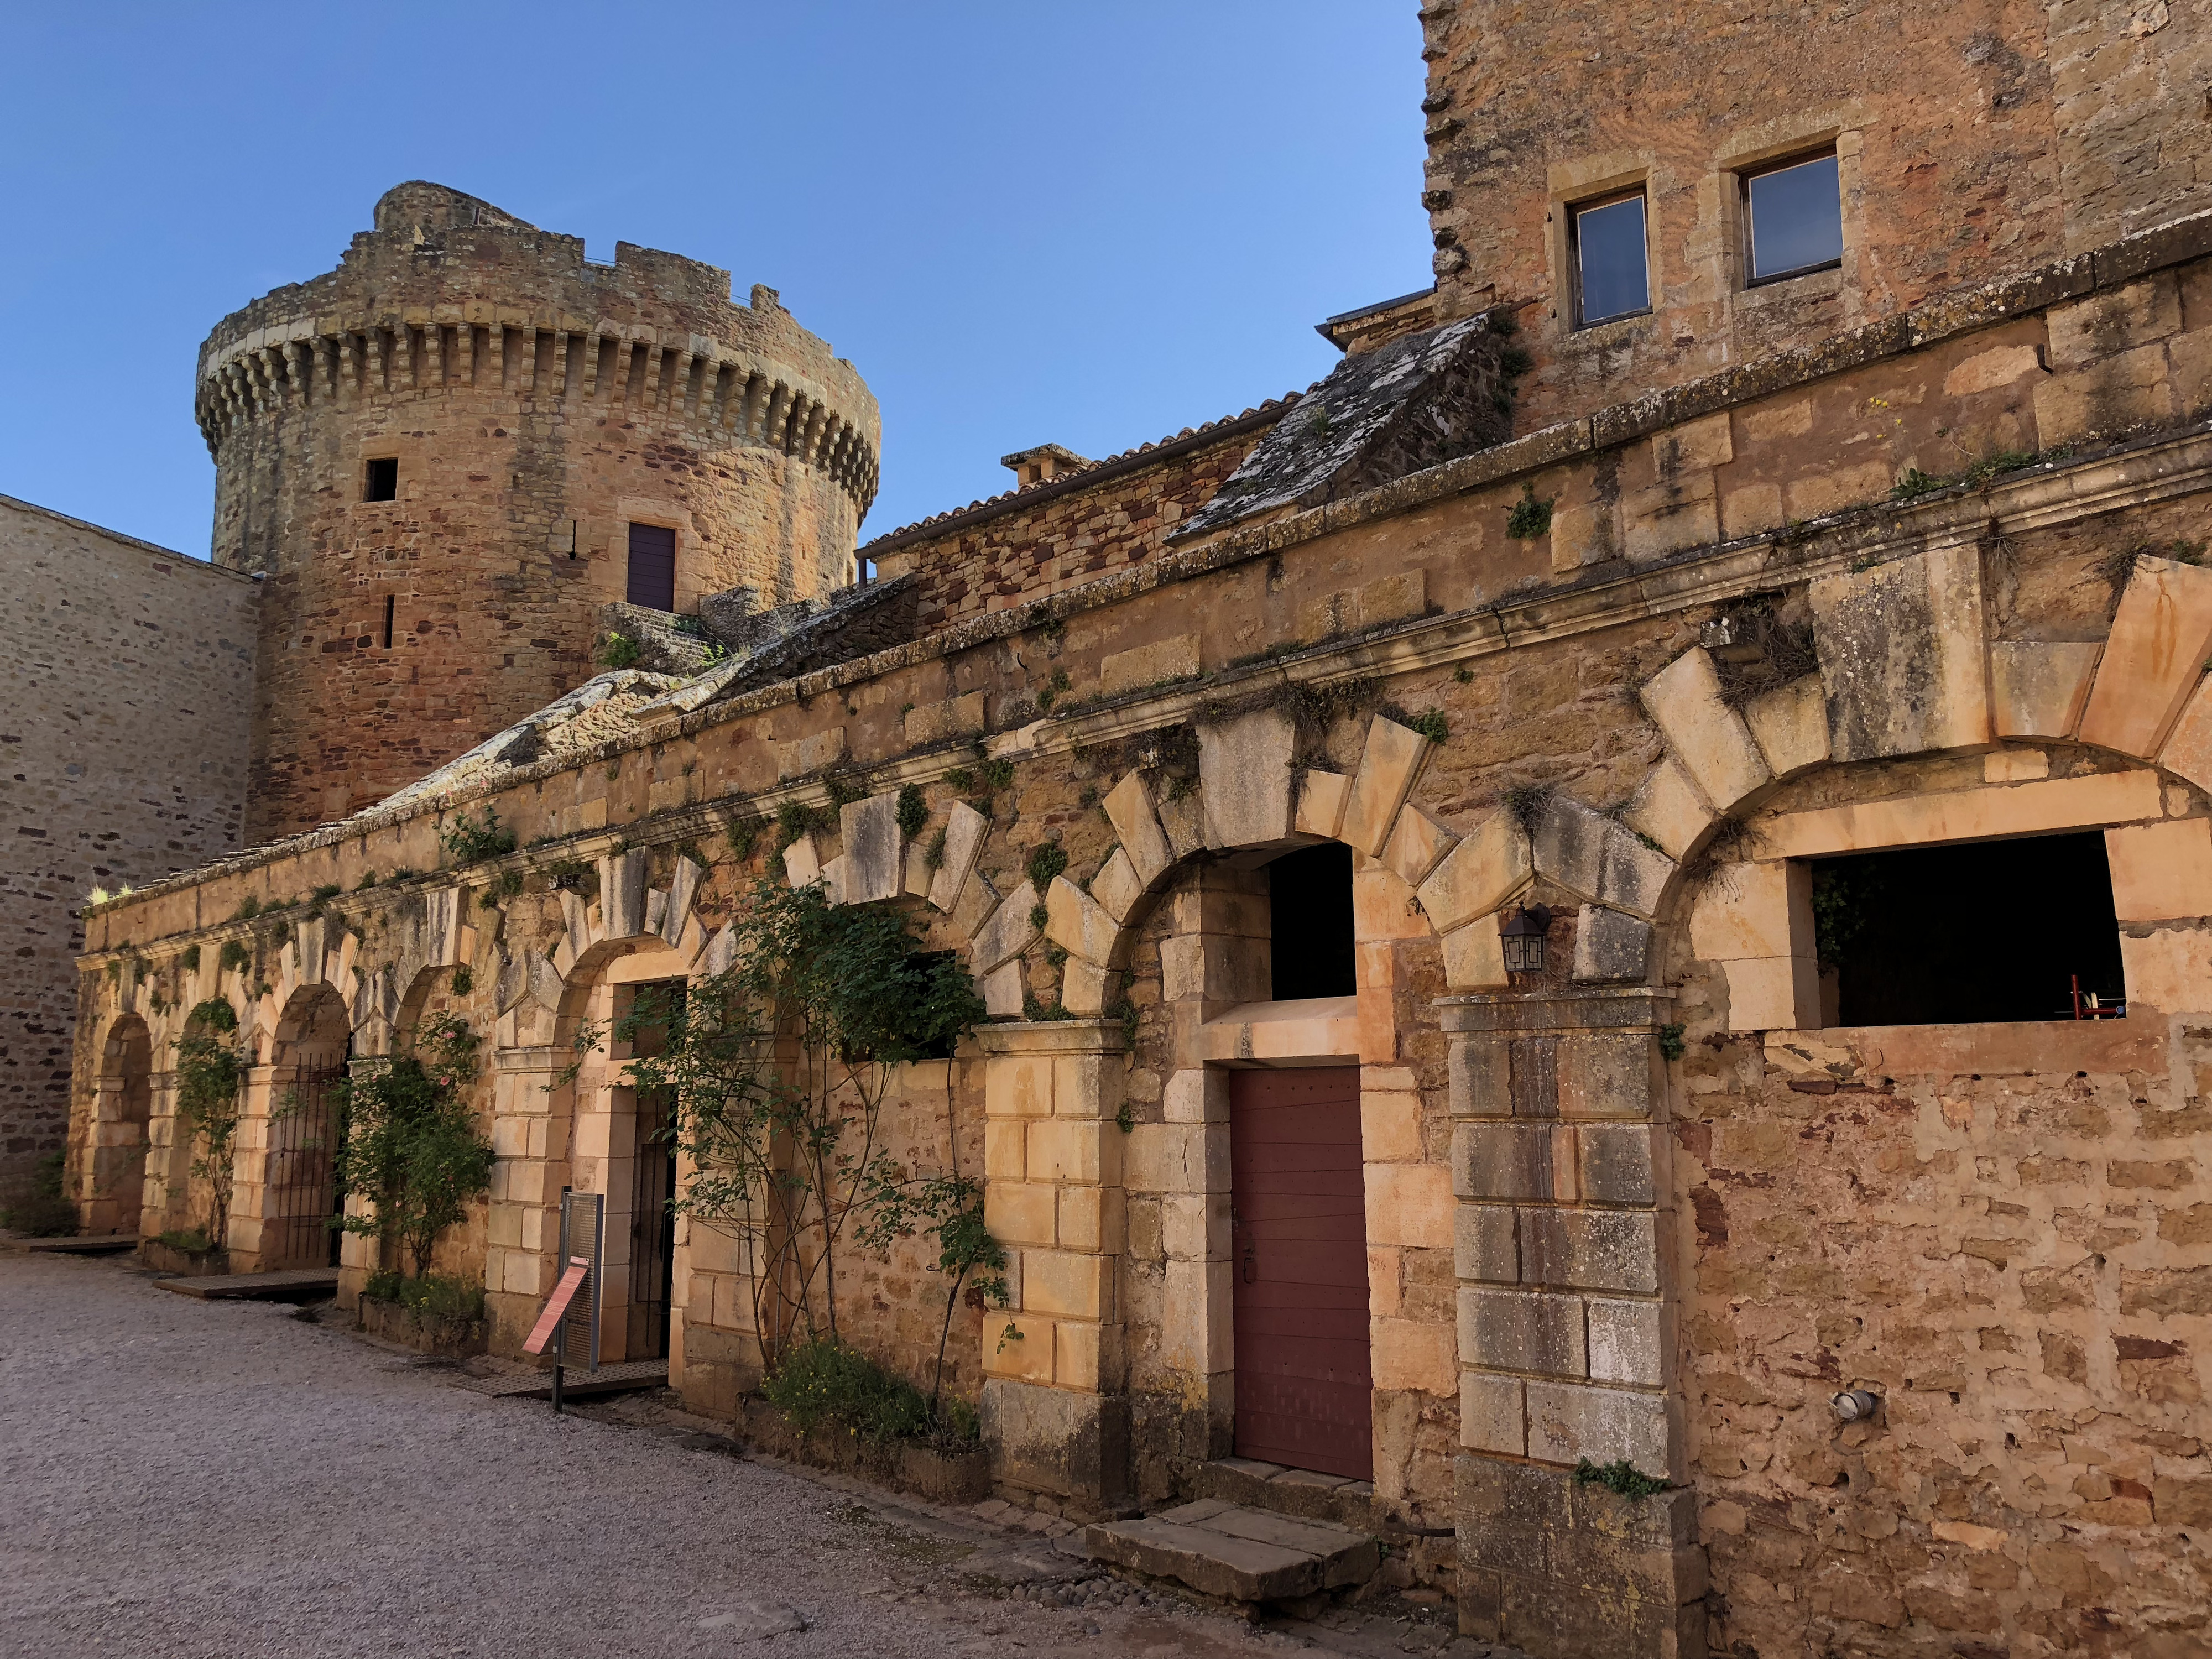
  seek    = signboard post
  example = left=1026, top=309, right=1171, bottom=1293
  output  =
left=521, top=1187, right=603, bottom=1414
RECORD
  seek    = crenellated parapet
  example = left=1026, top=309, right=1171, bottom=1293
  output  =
left=195, top=313, right=879, bottom=516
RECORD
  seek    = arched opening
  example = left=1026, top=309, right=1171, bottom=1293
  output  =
left=623, top=979, right=685, bottom=1361
left=93, top=1017, right=154, bottom=1237
left=265, top=985, right=351, bottom=1270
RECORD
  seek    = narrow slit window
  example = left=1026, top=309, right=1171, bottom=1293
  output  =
left=1267, top=843, right=1355, bottom=1001
left=382, top=594, right=395, bottom=649
left=627, top=523, right=676, bottom=611
left=1744, top=150, right=1844, bottom=285
left=1571, top=190, right=1650, bottom=328
left=1812, top=831, right=2125, bottom=1027
left=363, top=456, right=398, bottom=502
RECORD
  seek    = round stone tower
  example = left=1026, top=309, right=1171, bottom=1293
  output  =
left=197, top=181, right=880, bottom=842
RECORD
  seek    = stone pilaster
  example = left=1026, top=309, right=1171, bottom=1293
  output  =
left=1438, top=987, right=1704, bottom=1659
left=484, top=1044, right=566, bottom=1350
left=977, top=1019, right=1129, bottom=1509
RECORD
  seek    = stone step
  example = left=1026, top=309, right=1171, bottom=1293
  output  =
left=1084, top=1498, right=1380, bottom=1605
left=2, top=1233, right=142, bottom=1255
left=1194, top=1456, right=1378, bottom=1531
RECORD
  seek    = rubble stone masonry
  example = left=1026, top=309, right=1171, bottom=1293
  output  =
left=203, top=181, right=879, bottom=841
left=0, top=495, right=256, bottom=1204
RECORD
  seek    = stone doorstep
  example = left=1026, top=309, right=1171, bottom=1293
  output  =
left=153, top=1268, right=340, bottom=1301
left=1196, top=1455, right=1379, bottom=1532
left=1084, top=1498, right=1382, bottom=1605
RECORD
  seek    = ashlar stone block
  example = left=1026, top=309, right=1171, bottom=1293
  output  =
left=1520, top=1208, right=1660, bottom=1295
left=2161, top=675, right=2212, bottom=796
left=927, top=800, right=991, bottom=914
left=839, top=791, right=902, bottom=904
left=1811, top=544, right=1991, bottom=761
left=1460, top=1372, right=1528, bottom=1454
left=1525, top=1380, right=1670, bottom=1473
left=1419, top=811, right=1531, bottom=932
left=1342, top=716, right=1432, bottom=856
left=1441, top=915, right=1510, bottom=990
left=1105, top=770, right=1175, bottom=884
left=1198, top=706, right=1297, bottom=849
left=1459, top=1286, right=1587, bottom=1379
left=1741, top=675, right=1829, bottom=780
left=1382, top=804, right=1458, bottom=888
left=2080, top=556, right=2212, bottom=759
left=1296, top=769, right=1350, bottom=839
left=1571, top=906, right=1652, bottom=983
left=1990, top=641, right=2103, bottom=739
left=1620, top=759, right=1711, bottom=863
left=1456, top=1203, right=1519, bottom=1283
left=1587, top=1298, right=1664, bottom=1386
left=972, top=879, right=1042, bottom=973
left=948, top=867, right=999, bottom=944
left=1046, top=876, right=1120, bottom=966
left=1090, top=847, right=1146, bottom=925
left=1639, top=647, right=1771, bottom=812
left=2106, top=818, right=2212, bottom=921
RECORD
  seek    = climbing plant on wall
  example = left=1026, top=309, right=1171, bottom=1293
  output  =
left=335, top=1014, right=494, bottom=1279
left=588, top=877, right=988, bottom=1384
left=173, top=999, right=248, bottom=1250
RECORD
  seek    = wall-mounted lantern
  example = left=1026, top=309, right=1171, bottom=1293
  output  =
left=1500, top=902, right=1552, bottom=976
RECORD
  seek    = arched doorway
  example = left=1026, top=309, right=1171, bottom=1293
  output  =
left=89, top=1017, right=153, bottom=1237
left=264, top=985, right=350, bottom=1269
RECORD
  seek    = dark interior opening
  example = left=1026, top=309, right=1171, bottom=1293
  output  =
left=1816, top=830, right=2126, bottom=1027
left=363, top=456, right=398, bottom=502
left=1269, top=843, right=1355, bottom=1001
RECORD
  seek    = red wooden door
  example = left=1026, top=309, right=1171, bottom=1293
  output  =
left=1229, top=1066, right=1373, bottom=1480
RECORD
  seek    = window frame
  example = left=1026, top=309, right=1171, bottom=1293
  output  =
left=1567, top=185, right=1653, bottom=331
left=1739, top=147, right=1845, bottom=289
left=362, top=456, right=399, bottom=503
left=624, top=519, right=679, bottom=612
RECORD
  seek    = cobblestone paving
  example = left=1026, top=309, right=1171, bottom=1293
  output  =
left=0, top=1253, right=1490, bottom=1658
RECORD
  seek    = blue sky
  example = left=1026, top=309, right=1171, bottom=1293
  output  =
left=0, top=3, right=1430, bottom=555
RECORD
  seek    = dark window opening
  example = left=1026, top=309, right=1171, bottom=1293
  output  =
left=628, top=980, right=684, bottom=1361
left=382, top=594, right=395, bottom=649
left=1269, top=843, right=1355, bottom=1001
left=1814, top=831, right=2125, bottom=1027
left=1744, top=150, right=1844, bottom=285
left=1571, top=189, right=1650, bottom=327
left=627, top=522, right=677, bottom=611
left=363, top=456, right=398, bottom=502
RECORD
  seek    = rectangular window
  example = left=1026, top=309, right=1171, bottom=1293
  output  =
left=1570, top=190, right=1650, bottom=328
left=1812, top=831, right=2124, bottom=1027
left=1744, top=150, right=1844, bottom=285
left=626, top=523, right=676, bottom=611
left=363, top=457, right=398, bottom=502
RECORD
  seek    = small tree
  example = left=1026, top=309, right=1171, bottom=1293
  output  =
left=173, top=999, right=247, bottom=1249
left=336, top=1014, right=493, bottom=1280
left=854, top=1170, right=1008, bottom=1418
left=601, top=877, right=988, bottom=1383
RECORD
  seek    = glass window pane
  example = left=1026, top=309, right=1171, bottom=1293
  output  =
left=1747, top=154, right=1843, bottom=281
left=1575, top=195, right=1648, bottom=326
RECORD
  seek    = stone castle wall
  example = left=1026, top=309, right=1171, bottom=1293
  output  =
left=1416, top=0, right=2211, bottom=434
left=0, top=495, right=257, bottom=1206
left=867, top=414, right=1284, bottom=633
left=202, top=182, right=880, bottom=841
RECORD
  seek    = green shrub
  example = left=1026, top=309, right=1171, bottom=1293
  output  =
left=598, top=632, right=642, bottom=670
left=157, top=1227, right=215, bottom=1253
left=762, top=1338, right=932, bottom=1443
left=364, top=1270, right=485, bottom=1322
left=1025, top=842, right=1068, bottom=891
left=895, top=784, right=927, bottom=839
left=218, top=939, right=251, bottom=975
left=1, top=1152, right=77, bottom=1237
left=1574, top=1457, right=1668, bottom=1499
left=439, top=806, right=517, bottom=866
left=1505, top=481, right=1555, bottom=541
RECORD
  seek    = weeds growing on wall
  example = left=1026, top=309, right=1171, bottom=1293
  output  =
left=174, top=999, right=247, bottom=1249
left=439, top=806, right=517, bottom=866
left=1574, top=1457, right=1668, bottom=1499
left=597, top=632, right=642, bottom=670
left=363, top=1269, right=486, bottom=1323
left=582, top=879, right=989, bottom=1405
left=894, top=784, right=928, bottom=839
left=761, top=1337, right=978, bottom=1449
left=335, top=1014, right=493, bottom=1279
left=1506, top=480, right=1556, bottom=541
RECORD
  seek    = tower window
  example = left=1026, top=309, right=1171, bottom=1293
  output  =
left=1570, top=189, right=1650, bottom=328
left=1743, top=150, right=1844, bottom=285
left=627, top=523, right=677, bottom=611
left=1813, top=831, right=2124, bottom=1027
left=363, top=457, right=398, bottom=502
left=1268, top=843, right=1355, bottom=1001
left=382, top=595, right=395, bottom=649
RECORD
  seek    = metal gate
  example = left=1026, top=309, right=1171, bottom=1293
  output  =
left=268, top=1067, right=346, bottom=1269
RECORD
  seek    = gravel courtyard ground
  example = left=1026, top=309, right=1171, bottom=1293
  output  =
left=0, top=1251, right=1488, bottom=1659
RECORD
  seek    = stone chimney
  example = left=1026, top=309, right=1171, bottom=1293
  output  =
left=1001, top=442, right=1093, bottom=488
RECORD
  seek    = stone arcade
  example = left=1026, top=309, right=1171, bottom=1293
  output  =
left=53, top=4, right=2212, bottom=1655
